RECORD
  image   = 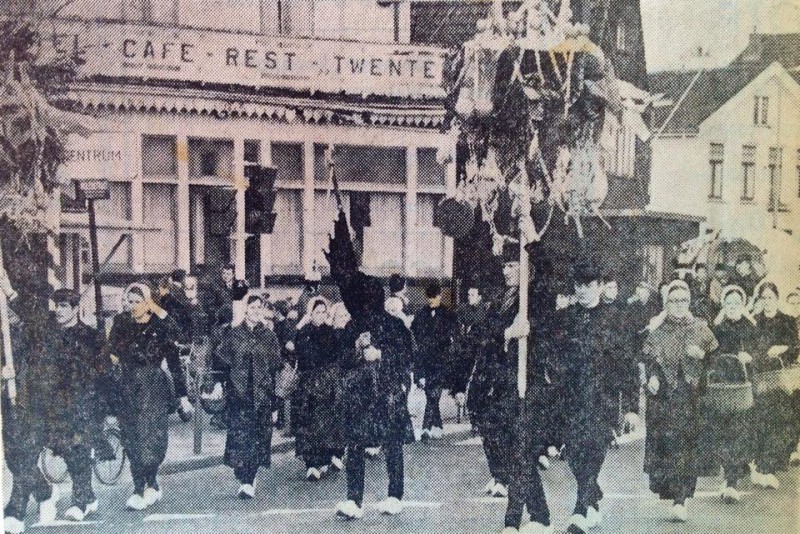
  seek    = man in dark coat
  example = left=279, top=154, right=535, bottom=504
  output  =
left=448, top=283, right=488, bottom=421
left=202, top=264, right=234, bottom=326
left=335, top=277, right=414, bottom=519
left=551, top=264, right=631, bottom=534
left=411, top=281, right=456, bottom=439
left=2, top=285, right=61, bottom=532
left=24, top=289, right=104, bottom=522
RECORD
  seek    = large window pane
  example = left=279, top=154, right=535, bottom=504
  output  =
left=418, top=148, right=445, bottom=187
left=143, top=183, right=178, bottom=269
left=188, top=138, right=234, bottom=180
left=272, top=143, right=303, bottom=183
left=363, top=193, right=403, bottom=274
left=90, top=182, right=132, bottom=271
left=313, top=190, right=350, bottom=274
left=416, top=194, right=444, bottom=275
left=271, top=189, right=302, bottom=274
left=143, top=135, right=177, bottom=177
left=332, top=145, right=406, bottom=186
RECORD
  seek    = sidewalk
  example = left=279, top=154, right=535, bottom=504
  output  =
left=162, top=388, right=468, bottom=474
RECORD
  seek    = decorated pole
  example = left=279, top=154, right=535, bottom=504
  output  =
left=517, top=165, right=531, bottom=399
left=0, top=242, right=17, bottom=405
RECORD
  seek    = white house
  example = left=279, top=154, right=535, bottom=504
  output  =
left=649, top=59, right=800, bottom=292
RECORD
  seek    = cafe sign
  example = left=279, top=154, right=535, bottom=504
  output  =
left=44, top=20, right=447, bottom=98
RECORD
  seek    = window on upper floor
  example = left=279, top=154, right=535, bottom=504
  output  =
left=741, top=145, right=756, bottom=202
left=616, top=23, right=626, bottom=51
left=753, top=96, right=769, bottom=126
left=709, top=143, right=724, bottom=200
left=602, top=113, right=635, bottom=178
left=768, top=147, right=787, bottom=211
left=122, top=0, right=178, bottom=25
left=261, top=0, right=315, bottom=37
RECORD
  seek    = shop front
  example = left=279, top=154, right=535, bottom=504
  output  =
left=50, top=18, right=454, bottom=307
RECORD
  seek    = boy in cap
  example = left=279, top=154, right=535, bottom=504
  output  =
left=550, top=262, right=632, bottom=533
left=23, top=289, right=103, bottom=522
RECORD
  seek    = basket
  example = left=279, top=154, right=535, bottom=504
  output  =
left=754, top=357, right=800, bottom=395
left=704, top=354, right=754, bottom=415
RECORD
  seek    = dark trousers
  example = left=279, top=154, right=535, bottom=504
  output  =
left=565, top=433, right=608, bottom=516
left=56, top=444, right=96, bottom=507
left=129, top=457, right=160, bottom=495
left=305, top=448, right=345, bottom=469
left=483, top=432, right=512, bottom=486
left=504, top=466, right=550, bottom=528
left=3, top=446, right=52, bottom=521
left=422, top=386, right=443, bottom=430
left=346, top=440, right=404, bottom=506
left=234, top=462, right=259, bottom=485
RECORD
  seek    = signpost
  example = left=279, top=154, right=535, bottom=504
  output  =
left=78, top=180, right=110, bottom=332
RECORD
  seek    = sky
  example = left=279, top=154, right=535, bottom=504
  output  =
left=640, top=0, right=800, bottom=72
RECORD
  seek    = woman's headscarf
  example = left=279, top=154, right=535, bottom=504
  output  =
left=714, top=284, right=756, bottom=325
left=125, top=282, right=153, bottom=303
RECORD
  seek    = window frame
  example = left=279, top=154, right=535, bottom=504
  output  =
left=709, top=143, right=724, bottom=200
left=768, top=146, right=788, bottom=212
left=741, top=145, right=756, bottom=202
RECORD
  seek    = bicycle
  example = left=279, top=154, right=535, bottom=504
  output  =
left=39, top=417, right=128, bottom=486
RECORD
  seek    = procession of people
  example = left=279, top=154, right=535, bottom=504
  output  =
left=2, top=254, right=800, bottom=534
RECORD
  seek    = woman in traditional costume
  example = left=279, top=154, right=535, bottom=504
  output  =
left=642, top=280, right=718, bottom=522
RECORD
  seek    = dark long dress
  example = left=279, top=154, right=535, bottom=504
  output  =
left=697, top=317, right=757, bottom=484
left=643, top=315, right=718, bottom=502
left=751, top=311, right=799, bottom=474
left=294, top=323, right=343, bottom=466
left=215, top=322, right=282, bottom=475
left=107, top=313, right=187, bottom=494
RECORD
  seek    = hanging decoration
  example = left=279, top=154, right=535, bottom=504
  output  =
left=442, top=0, right=653, bottom=247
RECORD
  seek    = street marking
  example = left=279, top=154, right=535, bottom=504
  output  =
left=144, top=513, right=217, bottom=522
left=456, top=436, right=483, bottom=446
left=385, top=500, right=443, bottom=509
left=600, top=491, right=753, bottom=500
left=251, top=507, right=335, bottom=516
left=31, top=520, right=104, bottom=527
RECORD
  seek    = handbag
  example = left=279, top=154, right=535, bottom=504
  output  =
left=274, top=361, right=299, bottom=400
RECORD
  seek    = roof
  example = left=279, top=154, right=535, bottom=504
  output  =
left=410, top=1, right=521, bottom=49
left=648, top=66, right=764, bottom=135
left=730, top=33, right=800, bottom=71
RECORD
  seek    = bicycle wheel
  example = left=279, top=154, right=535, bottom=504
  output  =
left=93, top=428, right=127, bottom=485
left=39, top=448, right=69, bottom=484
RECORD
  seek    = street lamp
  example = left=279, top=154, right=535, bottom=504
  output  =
left=78, top=179, right=110, bottom=332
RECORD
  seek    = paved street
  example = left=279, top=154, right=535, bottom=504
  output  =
left=4, top=422, right=799, bottom=534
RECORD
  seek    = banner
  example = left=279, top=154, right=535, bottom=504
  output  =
left=43, top=20, right=446, bottom=98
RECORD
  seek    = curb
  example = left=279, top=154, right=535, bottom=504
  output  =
left=160, top=429, right=476, bottom=475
